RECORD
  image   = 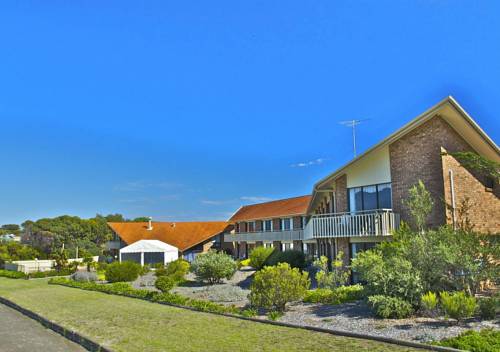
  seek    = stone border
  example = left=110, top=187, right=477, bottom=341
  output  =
left=0, top=297, right=112, bottom=352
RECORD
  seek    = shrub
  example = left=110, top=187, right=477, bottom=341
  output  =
left=241, top=308, right=257, bottom=318
left=105, top=261, right=142, bottom=283
left=478, top=297, right=498, bottom=320
left=248, top=247, right=274, bottom=270
left=314, top=253, right=350, bottom=289
left=155, top=276, right=176, bottom=292
left=368, top=295, right=414, bottom=319
left=238, top=258, right=251, bottom=268
left=71, top=271, right=98, bottom=282
left=0, top=269, right=26, bottom=279
left=191, top=251, right=237, bottom=284
left=420, top=291, right=438, bottom=316
left=158, top=259, right=190, bottom=283
left=264, top=250, right=306, bottom=270
left=304, top=285, right=364, bottom=305
left=249, top=263, right=310, bottom=312
left=267, top=311, right=283, bottom=321
left=351, top=250, right=423, bottom=306
left=435, top=329, right=500, bottom=352
left=440, top=291, right=477, bottom=322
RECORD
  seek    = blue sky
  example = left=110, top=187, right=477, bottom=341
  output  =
left=1, top=1, right=499, bottom=225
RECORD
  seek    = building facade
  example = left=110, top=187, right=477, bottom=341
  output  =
left=225, top=97, right=500, bottom=267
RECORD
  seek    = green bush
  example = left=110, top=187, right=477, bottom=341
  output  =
left=29, top=269, right=74, bottom=279
left=0, top=269, right=26, bottom=279
left=304, top=285, right=364, bottom=305
left=435, top=329, right=500, bottom=352
left=420, top=291, right=438, bottom=315
left=368, top=295, right=414, bottom=319
left=267, top=311, right=283, bottom=321
left=155, top=276, right=176, bottom=292
left=248, top=247, right=274, bottom=270
left=105, top=261, right=142, bottom=283
left=440, top=291, right=477, bottom=322
left=351, top=250, right=423, bottom=306
left=237, top=258, right=251, bottom=269
left=156, top=259, right=190, bottom=283
left=478, top=297, right=498, bottom=320
left=191, top=251, right=237, bottom=284
left=241, top=308, right=257, bottom=317
left=264, top=250, right=306, bottom=270
left=313, top=253, right=350, bottom=289
left=249, top=263, right=310, bottom=312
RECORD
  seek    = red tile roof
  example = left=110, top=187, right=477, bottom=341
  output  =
left=229, top=195, right=312, bottom=222
left=108, top=221, right=230, bottom=252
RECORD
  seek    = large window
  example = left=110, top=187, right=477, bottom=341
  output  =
left=348, top=183, right=392, bottom=212
left=281, top=218, right=292, bottom=231
left=263, top=220, right=273, bottom=232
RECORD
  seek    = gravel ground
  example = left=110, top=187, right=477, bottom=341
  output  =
left=274, top=300, right=499, bottom=343
left=132, top=267, right=255, bottom=307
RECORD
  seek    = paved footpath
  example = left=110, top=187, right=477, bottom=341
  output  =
left=0, top=303, right=85, bottom=352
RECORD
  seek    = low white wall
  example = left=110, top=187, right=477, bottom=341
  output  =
left=6, top=256, right=99, bottom=274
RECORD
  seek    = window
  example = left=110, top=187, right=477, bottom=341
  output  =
left=263, top=220, right=273, bottom=232
left=281, top=218, right=292, bottom=231
left=247, top=221, right=255, bottom=232
left=348, top=183, right=392, bottom=212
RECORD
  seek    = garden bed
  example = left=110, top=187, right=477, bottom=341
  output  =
left=271, top=300, right=499, bottom=343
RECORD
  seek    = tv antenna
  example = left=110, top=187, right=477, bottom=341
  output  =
left=339, top=119, right=370, bottom=158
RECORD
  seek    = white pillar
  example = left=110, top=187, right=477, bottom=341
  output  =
left=119, top=251, right=122, bottom=262
left=140, top=251, right=144, bottom=266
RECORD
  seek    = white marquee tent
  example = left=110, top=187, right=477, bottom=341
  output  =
left=119, top=240, right=178, bottom=266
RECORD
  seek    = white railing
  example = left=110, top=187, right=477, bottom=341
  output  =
left=224, top=229, right=304, bottom=242
left=304, top=209, right=399, bottom=240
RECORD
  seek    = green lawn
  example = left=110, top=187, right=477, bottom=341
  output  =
left=0, top=278, right=420, bottom=352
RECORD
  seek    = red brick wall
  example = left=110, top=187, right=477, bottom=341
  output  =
left=389, top=115, right=497, bottom=230
left=273, top=218, right=281, bottom=231
left=335, top=174, right=348, bottom=213
left=442, top=151, right=500, bottom=233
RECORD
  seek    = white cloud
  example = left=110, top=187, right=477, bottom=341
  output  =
left=290, top=158, right=327, bottom=168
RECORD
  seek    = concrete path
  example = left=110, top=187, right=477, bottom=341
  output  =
left=0, top=303, right=85, bottom=352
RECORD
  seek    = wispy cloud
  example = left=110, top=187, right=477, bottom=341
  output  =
left=240, top=196, right=273, bottom=203
left=114, top=180, right=182, bottom=192
left=290, top=158, right=327, bottom=168
left=201, top=200, right=229, bottom=205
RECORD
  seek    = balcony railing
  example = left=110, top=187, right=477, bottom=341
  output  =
left=224, top=229, right=304, bottom=242
left=304, top=209, right=399, bottom=240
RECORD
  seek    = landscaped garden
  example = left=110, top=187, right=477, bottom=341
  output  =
left=0, top=277, right=421, bottom=352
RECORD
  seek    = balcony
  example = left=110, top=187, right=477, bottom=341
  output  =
left=224, top=229, right=304, bottom=243
left=304, top=209, right=400, bottom=240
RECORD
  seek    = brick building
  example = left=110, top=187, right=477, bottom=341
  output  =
left=225, top=96, right=499, bottom=267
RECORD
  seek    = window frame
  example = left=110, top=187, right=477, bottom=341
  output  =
left=347, top=182, right=392, bottom=212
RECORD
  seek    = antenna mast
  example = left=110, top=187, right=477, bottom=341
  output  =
left=339, top=119, right=369, bottom=157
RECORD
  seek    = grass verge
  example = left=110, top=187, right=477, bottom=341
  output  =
left=0, top=278, right=422, bottom=352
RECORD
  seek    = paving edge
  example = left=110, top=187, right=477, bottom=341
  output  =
left=50, top=282, right=463, bottom=352
left=0, top=297, right=112, bottom=352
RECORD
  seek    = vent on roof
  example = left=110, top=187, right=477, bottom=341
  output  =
left=147, top=217, right=153, bottom=231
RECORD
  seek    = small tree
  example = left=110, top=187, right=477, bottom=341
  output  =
left=313, top=252, right=350, bottom=289
left=249, top=246, right=274, bottom=270
left=191, top=250, right=237, bottom=284
left=404, top=180, right=434, bottom=232
left=105, top=261, right=142, bottom=283
left=249, top=263, right=310, bottom=312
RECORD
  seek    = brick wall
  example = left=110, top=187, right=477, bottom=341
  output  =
left=293, top=216, right=302, bottom=229
left=255, top=220, right=263, bottom=231
left=442, top=151, right=500, bottom=233
left=389, top=116, right=483, bottom=228
left=335, top=174, right=348, bottom=212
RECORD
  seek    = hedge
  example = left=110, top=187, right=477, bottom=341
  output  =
left=49, top=278, right=239, bottom=315
left=0, top=269, right=26, bottom=279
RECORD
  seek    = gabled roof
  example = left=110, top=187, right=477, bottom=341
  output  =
left=108, top=221, right=230, bottom=252
left=229, top=195, right=312, bottom=222
left=308, top=96, right=500, bottom=212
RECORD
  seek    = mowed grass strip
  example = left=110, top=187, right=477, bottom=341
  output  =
left=0, top=278, right=419, bottom=352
